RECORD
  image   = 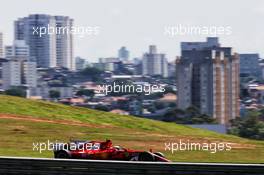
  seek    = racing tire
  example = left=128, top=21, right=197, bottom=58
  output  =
left=138, top=151, right=155, bottom=161
left=55, top=151, right=70, bottom=159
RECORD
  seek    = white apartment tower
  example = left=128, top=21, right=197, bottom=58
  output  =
left=14, top=14, right=74, bottom=70
left=2, top=60, right=21, bottom=89
left=0, top=32, right=3, bottom=58
left=15, top=14, right=57, bottom=68
left=2, top=60, right=37, bottom=90
left=55, top=16, right=75, bottom=70
left=142, top=45, right=168, bottom=77
left=118, top=46, right=129, bottom=62
left=5, top=40, right=29, bottom=59
left=2, top=40, right=37, bottom=90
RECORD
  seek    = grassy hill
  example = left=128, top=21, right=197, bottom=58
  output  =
left=0, top=95, right=263, bottom=163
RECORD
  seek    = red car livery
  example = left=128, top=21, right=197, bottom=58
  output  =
left=53, top=139, right=170, bottom=162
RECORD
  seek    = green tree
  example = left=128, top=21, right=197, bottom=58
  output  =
left=185, top=106, right=201, bottom=117
left=229, top=111, right=264, bottom=140
left=164, top=86, right=176, bottom=94
left=76, top=89, right=94, bottom=97
left=81, top=67, right=103, bottom=81
left=5, top=88, right=26, bottom=97
left=49, top=90, right=60, bottom=99
left=154, top=101, right=166, bottom=110
left=162, top=107, right=217, bottom=124
left=94, top=105, right=109, bottom=111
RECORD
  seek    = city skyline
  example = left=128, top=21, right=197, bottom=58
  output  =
left=1, top=0, right=264, bottom=61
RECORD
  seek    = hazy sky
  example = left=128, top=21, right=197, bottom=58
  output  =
left=1, top=0, right=264, bottom=62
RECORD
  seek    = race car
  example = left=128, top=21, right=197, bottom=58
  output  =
left=53, top=139, right=170, bottom=162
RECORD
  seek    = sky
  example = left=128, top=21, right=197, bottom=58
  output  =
left=0, top=0, right=264, bottom=62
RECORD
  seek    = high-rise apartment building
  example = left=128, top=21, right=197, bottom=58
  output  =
left=2, top=60, right=21, bottom=89
left=2, top=40, right=36, bottom=90
left=142, top=45, right=168, bottom=78
left=14, top=14, right=74, bottom=70
left=2, top=59, right=37, bottom=90
left=239, top=54, right=261, bottom=78
left=176, top=37, right=240, bottom=124
left=75, top=56, right=87, bottom=71
left=55, top=16, right=74, bottom=70
left=0, top=32, right=3, bottom=58
left=15, top=14, right=57, bottom=68
left=5, top=40, right=29, bottom=59
left=118, top=46, right=129, bottom=62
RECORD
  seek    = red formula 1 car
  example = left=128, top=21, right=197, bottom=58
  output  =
left=53, top=139, right=170, bottom=162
